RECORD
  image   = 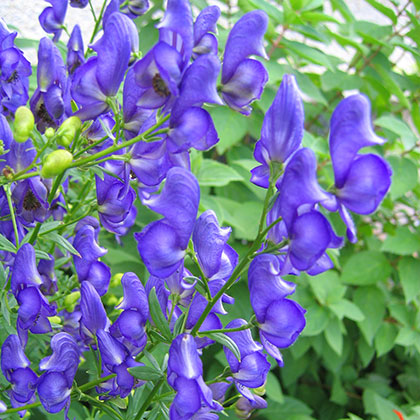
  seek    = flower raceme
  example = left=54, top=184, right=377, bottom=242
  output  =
left=0, top=2, right=393, bottom=419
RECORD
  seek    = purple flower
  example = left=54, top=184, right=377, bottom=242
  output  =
left=30, top=37, right=67, bottom=132
left=135, top=167, right=200, bottom=277
left=251, top=74, right=304, bottom=188
left=39, top=0, right=68, bottom=41
left=67, top=24, right=84, bottom=75
left=248, top=255, right=306, bottom=365
left=0, top=19, right=32, bottom=114
left=70, top=0, right=89, bottom=8
left=1, top=335, right=38, bottom=407
left=327, top=94, right=392, bottom=242
left=168, top=334, right=223, bottom=419
left=193, top=6, right=220, bottom=57
left=38, top=333, right=80, bottom=415
left=73, top=225, right=111, bottom=295
left=71, top=13, right=138, bottom=120
left=221, top=11, right=268, bottom=115
left=224, top=319, right=270, bottom=405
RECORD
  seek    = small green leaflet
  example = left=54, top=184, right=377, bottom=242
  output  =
left=205, top=332, right=241, bottom=362
left=149, top=287, right=172, bottom=342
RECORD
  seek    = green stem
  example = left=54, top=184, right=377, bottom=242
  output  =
left=4, top=185, right=19, bottom=248
left=77, top=392, right=124, bottom=420
left=11, top=170, right=40, bottom=182
left=190, top=179, right=278, bottom=337
left=69, top=114, right=170, bottom=169
left=134, top=378, right=165, bottom=420
left=197, top=323, right=253, bottom=336
left=28, top=222, right=42, bottom=245
left=187, top=246, right=211, bottom=300
left=86, top=0, right=107, bottom=53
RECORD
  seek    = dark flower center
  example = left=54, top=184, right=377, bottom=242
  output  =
left=37, top=103, right=55, bottom=127
left=152, top=73, right=170, bottom=97
left=7, top=71, right=19, bottom=84
left=23, top=190, right=41, bottom=211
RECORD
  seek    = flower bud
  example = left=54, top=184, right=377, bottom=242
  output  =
left=13, top=106, right=35, bottom=143
left=110, top=273, right=124, bottom=288
left=41, top=150, right=73, bottom=178
left=64, top=291, right=80, bottom=312
left=45, top=127, right=55, bottom=139
left=56, top=116, right=82, bottom=147
left=0, top=139, right=4, bottom=155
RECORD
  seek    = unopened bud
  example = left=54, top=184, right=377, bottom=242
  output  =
left=14, top=106, right=34, bottom=143
left=41, top=149, right=73, bottom=178
left=104, top=294, right=119, bottom=307
left=110, top=272, right=124, bottom=288
left=2, top=166, right=14, bottom=179
left=45, top=127, right=55, bottom=139
left=0, top=139, right=4, bottom=155
left=48, top=316, right=62, bottom=325
left=64, top=291, right=80, bottom=312
left=56, top=116, right=82, bottom=147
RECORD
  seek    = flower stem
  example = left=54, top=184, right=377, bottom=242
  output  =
left=197, top=323, right=254, bottom=336
left=4, top=185, right=19, bottom=248
left=133, top=378, right=165, bottom=420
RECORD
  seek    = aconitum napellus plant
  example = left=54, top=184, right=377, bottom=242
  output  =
left=0, top=1, right=392, bottom=419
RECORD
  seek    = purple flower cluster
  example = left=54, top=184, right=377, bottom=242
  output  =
left=0, top=0, right=393, bottom=418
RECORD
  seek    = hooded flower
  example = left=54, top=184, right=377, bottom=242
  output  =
left=327, top=94, right=392, bottom=242
left=251, top=74, right=304, bottom=188
left=221, top=11, right=268, bottom=115
left=39, top=0, right=68, bottom=41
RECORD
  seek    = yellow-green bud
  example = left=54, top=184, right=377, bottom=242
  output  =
left=253, top=384, right=266, bottom=396
left=64, top=291, right=81, bottom=312
left=110, top=272, right=124, bottom=288
left=48, top=316, right=62, bottom=325
left=0, top=139, right=4, bottom=155
left=104, top=294, right=119, bottom=307
left=41, top=149, right=73, bottom=178
left=14, top=106, right=34, bottom=143
left=45, top=127, right=55, bottom=139
left=56, top=116, right=82, bottom=147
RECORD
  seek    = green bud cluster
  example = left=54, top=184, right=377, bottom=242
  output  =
left=13, top=106, right=35, bottom=143
left=41, top=149, right=73, bottom=178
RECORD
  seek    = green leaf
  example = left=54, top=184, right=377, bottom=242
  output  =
left=49, top=232, right=81, bottom=257
left=381, top=226, right=420, bottom=256
left=266, top=371, right=284, bottom=404
left=210, top=107, right=249, bottom=154
left=196, top=159, right=242, bottom=187
left=341, top=251, right=391, bottom=285
left=375, top=116, right=417, bottom=150
left=374, top=323, right=397, bottom=357
left=149, top=287, right=172, bottom=342
left=363, top=389, right=405, bottom=420
left=128, top=365, right=163, bottom=381
left=329, top=299, right=365, bottom=322
left=387, top=156, right=418, bottom=200
left=364, top=0, right=397, bottom=24
left=354, top=21, right=393, bottom=45
left=0, top=235, right=17, bottom=253
left=395, top=327, right=419, bottom=347
left=294, top=73, right=327, bottom=105
left=398, top=257, right=420, bottom=303
left=35, top=249, right=51, bottom=260
left=302, top=304, right=330, bottom=336
left=308, top=271, right=345, bottom=305
left=172, top=313, right=185, bottom=338
left=320, top=70, right=363, bottom=92
left=206, top=332, right=241, bottom=361
left=324, top=317, right=343, bottom=355
left=282, top=39, right=337, bottom=71
left=354, top=286, right=386, bottom=344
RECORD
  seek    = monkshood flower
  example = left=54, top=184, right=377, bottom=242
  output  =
left=193, top=6, right=220, bottom=57
left=157, top=0, right=193, bottom=70
left=270, top=147, right=342, bottom=273
left=224, top=319, right=270, bottom=405
left=0, top=114, right=12, bottom=170
left=110, top=272, right=149, bottom=354
left=73, top=224, right=111, bottom=295
left=251, top=74, right=304, bottom=188
left=235, top=395, right=267, bottom=419
left=96, top=166, right=137, bottom=236
left=192, top=210, right=238, bottom=281
left=80, top=281, right=110, bottom=343
left=166, top=54, right=223, bottom=153
left=221, top=11, right=268, bottom=115
left=67, top=24, right=85, bottom=75
left=39, top=0, right=68, bottom=41
left=1, top=335, right=38, bottom=408
left=104, top=0, right=149, bottom=21
left=83, top=112, right=115, bottom=152
left=71, top=13, right=138, bottom=120
left=37, top=333, right=80, bottom=416
left=167, top=334, right=223, bottom=419
left=326, top=94, right=392, bottom=242
left=97, top=329, right=142, bottom=398
left=0, top=19, right=31, bottom=114
left=248, top=254, right=306, bottom=365
left=30, top=37, right=67, bottom=132
left=135, top=167, right=200, bottom=277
